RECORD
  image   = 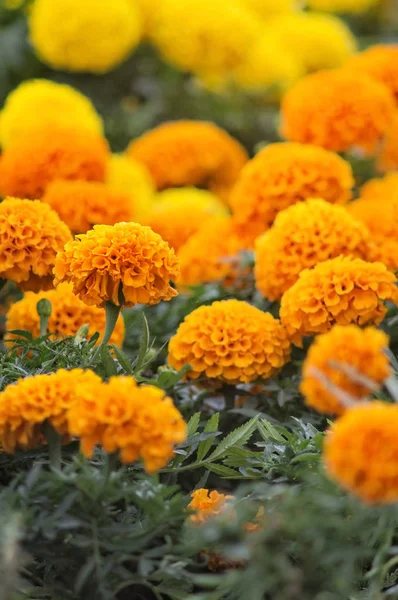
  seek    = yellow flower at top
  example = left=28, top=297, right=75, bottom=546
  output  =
left=67, top=375, right=187, bottom=473
left=54, top=222, right=179, bottom=308
left=0, top=198, right=72, bottom=292
left=307, top=0, right=380, bottom=14
left=280, top=256, right=397, bottom=346
left=0, top=79, right=103, bottom=149
left=344, top=45, right=398, bottom=103
left=188, top=489, right=234, bottom=525
left=230, top=142, right=354, bottom=246
left=255, top=198, right=372, bottom=301
left=243, top=0, right=299, bottom=19
left=324, top=402, right=398, bottom=504
left=106, top=154, right=155, bottom=221
left=29, top=0, right=142, bottom=73
left=301, top=325, right=391, bottom=415
left=128, top=120, right=248, bottom=204
left=281, top=69, right=395, bottom=153
left=168, top=299, right=291, bottom=383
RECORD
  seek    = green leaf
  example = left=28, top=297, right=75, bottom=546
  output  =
left=111, top=345, right=134, bottom=374
left=206, top=463, right=240, bottom=478
left=135, top=312, right=150, bottom=371
left=100, top=345, right=118, bottom=377
left=197, top=413, right=219, bottom=461
left=257, top=419, right=286, bottom=443
left=207, top=415, right=259, bottom=462
left=187, top=412, right=201, bottom=437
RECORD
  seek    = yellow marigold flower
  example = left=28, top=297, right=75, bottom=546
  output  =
left=29, top=0, right=142, bottom=74
left=378, top=113, right=398, bottom=172
left=243, top=0, right=299, bottom=19
left=281, top=69, right=395, bottom=153
left=106, top=154, right=155, bottom=221
left=301, top=325, right=391, bottom=415
left=54, top=222, right=179, bottom=308
left=128, top=120, right=248, bottom=204
left=6, top=282, right=125, bottom=347
left=137, top=0, right=162, bottom=37
left=230, top=142, right=354, bottom=245
left=0, top=198, right=71, bottom=292
left=307, top=0, right=380, bottom=14
left=67, top=375, right=187, bottom=473
left=0, top=127, right=109, bottom=199
left=324, top=402, right=398, bottom=504
left=146, top=188, right=227, bottom=252
left=168, top=299, right=291, bottom=383
left=255, top=198, right=371, bottom=301
left=344, top=45, right=398, bottom=103
left=280, top=256, right=397, bottom=346
left=188, top=489, right=234, bottom=525
left=0, top=79, right=103, bottom=149
left=0, top=369, right=94, bottom=453
left=42, top=179, right=136, bottom=235
left=360, top=172, right=398, bottom=202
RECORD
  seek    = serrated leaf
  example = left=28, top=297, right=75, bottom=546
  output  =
left=206, top=463, right=240, bottom=478
left=257, top=419, right=286, bottom=443
left=100, top=344, right=118, bottom=377
left=207, top=415, right=259, bottom=462
left=110, top=344, right=134, bottom=374
left=135, top=312, right=150, bottom=371
left=197, top=413, right=219, bottom=461
left=75, top=556, right=96, bottom=593
left=188, top=412, right=201, bottom=437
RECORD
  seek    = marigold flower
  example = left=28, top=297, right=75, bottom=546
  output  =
left=324, top=402, right=398, bottom=504
left=0, top=198, right=71, bottom=292
left=29, top=0, right=142, bottom=73
left=360, top=172, right=398, bottom=202
left=106, top=154, right=155, bottom=220
left=344, top=45, right=398, bottom=103
left=280, top=256, right=397, bottom=346
left=168, top=299, right=291, bottom=383
left=0, top=79, right=103, bottom=149
left=0, top=369, right=94, bottom=453
left=67, top=375, right=187, bottom=473
left=146, top=188, right=227, bottom=252
left=281, top=69, right=395, bottom=153
left=255, top=199, right=371, bottom=301
left=54, top=222, right=179, bottom=308
left=307, top=0, right=380, bottom=14
left=243, top=0, right=298, bottom=19
left=378, top=113, right=398, bottom=172
left=188, top=489, right=234, bottom=525
left=301, top=325, right=391, bottom=415
left=128, top=121, right=248, bottom=204
left=6, top=282, right=125, bottom=347
left=42, top=179, right=136, bottom=234
left=0, top=127, right=109, bottom=199
left=230, top=143, right=354, bottom=245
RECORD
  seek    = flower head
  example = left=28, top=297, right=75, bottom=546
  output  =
left=67, top=375, right=187, bottom=473
left=281, top=69, right=395, bottom=153
left=0, top=127, right=109, bottom=199
left=301, top=325, right=391, bottom=415
left=0, top=198, right=72, bottom=291
left=0, top=79, right=103, bottom=149
left=360, top=173, right=398, bottom=202
left=127, top=120, right=248, bottom=204
left=242, top=0, right=298, bottom=19
left=188, top=489, right=234, bottom=525
left=106, top=154, right=155, bottom=220
left=168, top=299, right=291, bottom=383
left=54, top=222, right=179, bottom=308
left=280, top=256, right=397, bottom=346
left=307, top=0, right=380, bottom=14
left=379, top=113, right=398, bottom=172
left=344, top=45, right=398, bottom=103
left=255, top=199, right=372, bottom=301
left=29, top=0, right=142, bottom=73
left=230, top=143, right=354, bottom=245
left=42, top=179, right=136, bottom=234
left=324, top=402, right=398, bottom=504
left=6, top=283, right=125, bottom=347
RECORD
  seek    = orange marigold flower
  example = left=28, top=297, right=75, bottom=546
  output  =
left=324, top=402, right=398, bottom=504
left=301, top=325, right=391, bottom=415
left=230, top=143, right=354, bottom=245
left=0, top=369, right=95, bottom=453
left=0, top=127, right=109, bottom=199
left=344, top=45, right=398, bottom=103
left=0, top=198, right=72, bottom=292
left=54, top=222, right=179, bottom=308
left=280, top=256, right=397, bottom=346
left=255, top=198, right=371, bottom=301
left=188, top=489, right=234, bottom=525
left=360, top=172, right=398, bottom=202
left=6, top=282, right=125, bottom=347
left=42, top=179, right=136, bottom=234
left=127, top=121, right=248, bottom=204
left=67, top=375, right=187, bottom=473
left=378, top=113, right=398, bottom=172
left=146, top=188, right=227, bottom=252
left=281, top=69, right=395, bottom=153
left=168, top=299, right=291, bottom=383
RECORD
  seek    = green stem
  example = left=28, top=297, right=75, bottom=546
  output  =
left=39, top=315, right=50, bottom=337
left=43, top=421, right=62, bottom=471
left=102, top=301, right=121, bottom=346
left=102, top=452, right=119, bottom=489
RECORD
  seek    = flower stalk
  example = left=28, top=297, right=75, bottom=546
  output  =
left=43, top=421, right=62, bottom=471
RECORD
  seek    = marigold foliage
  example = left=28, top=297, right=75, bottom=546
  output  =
left=54, top=222, right=180, bottom=308
left=6, top=283, right=125, bottom=347
left=281, top=69, right=395, bottom=153
left=0, top=79, right=103, bottom=149
left=188, top=489, right=234, bottom=525
left=280, top=256, right=397, bottom=346
left=344, top=45, right=398, bottom=103
left=378, top=113, right=398, bottom=172
left=0, top=198, right=72, bottom=292
left=67, top=375, right=187, bottom=473
left=128, top=120, right=248, bottom=204
left=42, top=179, right=136, bottom=234
left=29, top=0, right=142, bottom=73
left=0, top=128, right=109, bottom=199
left=255, top=199, right=372, bottom=301
left=301, top=325, right=391, bottom=415
left=307, top=0, right=380, bottom=13
left=168, top=299, right=291, bottom=383
left=324, top=402, right=398, bottom=504
left=230, top=143, right=354, bottom=245
left=106, top=154, right=155, bottom=221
